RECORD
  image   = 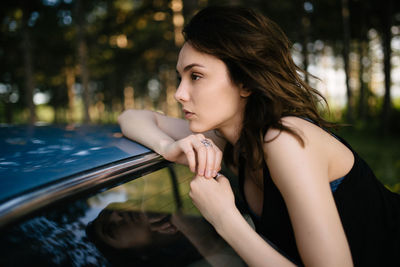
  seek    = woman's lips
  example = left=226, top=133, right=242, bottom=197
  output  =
left=183, top=109, right=194, bottom=119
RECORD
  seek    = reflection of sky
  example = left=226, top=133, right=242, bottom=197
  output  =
left=82, top=190, right=128, bottom=225
left=0, top=125, right=150, bottom=203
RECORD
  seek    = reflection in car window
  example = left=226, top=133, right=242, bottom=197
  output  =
left=0, top=165, right=245, bottom=267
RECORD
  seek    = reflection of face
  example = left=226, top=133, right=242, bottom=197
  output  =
left=93, top=209, right=178, bottom=250
left=175, top=43, right=248, bottom=134
left=93, top=209, right=152, bottom=249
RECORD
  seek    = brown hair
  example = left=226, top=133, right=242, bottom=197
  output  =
left=182, top=6, right=335, bottom=181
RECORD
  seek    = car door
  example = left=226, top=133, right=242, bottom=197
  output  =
left=0, top=163, right=245, bottom=267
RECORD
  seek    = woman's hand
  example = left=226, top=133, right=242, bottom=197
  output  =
left=189, top=174, right=237, bottom=228
left=161, top=133, right=223, bottom=179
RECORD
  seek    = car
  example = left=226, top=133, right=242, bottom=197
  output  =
left=0, top=124, right=245, bottom=266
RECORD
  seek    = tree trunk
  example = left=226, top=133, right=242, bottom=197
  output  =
left=168, top=0, right=185, bottom=117
left=381, top=0, right=393, bottom=134
left=341, top=0, right=353, bottom=123
left=75, top=0, right=91, bottom=124
left=357, top=41, right=368, bottom=121
left=22, top=25, right=36, bottom=125
left=171, top=0, right=184, bottom=47
left=65, top=67, right=76, bottom=122
left=301, top=8, right=310, bottom=83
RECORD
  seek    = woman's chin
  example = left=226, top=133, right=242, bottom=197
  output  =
left=189, top=122, right=210, bottom=133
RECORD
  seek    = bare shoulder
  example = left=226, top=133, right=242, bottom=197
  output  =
left=263, top=118, right=303, bottom=159
left=264, top=116, right=312, bottom=147
left=262, top=116, right=332, bottom=176
left=264, top=116, right=336, bottom=148
left=263, top=116, right=354, bottom=182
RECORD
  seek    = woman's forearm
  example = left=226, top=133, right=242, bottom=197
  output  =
left=118, top=109, right=175, bottom=156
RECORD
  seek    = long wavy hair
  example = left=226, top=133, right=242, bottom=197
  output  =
left=182, top=6, right=335, bottom=181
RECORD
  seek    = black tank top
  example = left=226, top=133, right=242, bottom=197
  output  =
left=239, top=135, right=400, bottom=266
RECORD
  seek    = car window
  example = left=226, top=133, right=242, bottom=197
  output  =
left=0, top=164, right=245, bottom=267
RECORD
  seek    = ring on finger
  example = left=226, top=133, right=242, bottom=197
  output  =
left=200, top=139, right=213, bottom=148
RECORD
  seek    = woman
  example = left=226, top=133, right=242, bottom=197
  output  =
left=118, top=6, right=400, bottom=266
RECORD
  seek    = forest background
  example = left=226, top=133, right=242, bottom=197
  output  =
left=0, top=0, right=399, bottom=192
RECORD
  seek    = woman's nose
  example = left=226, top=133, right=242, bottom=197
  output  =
left=174, top=81, right=189, bottom=102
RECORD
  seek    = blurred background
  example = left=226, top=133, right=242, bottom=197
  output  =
left=0, top=0, right=399, bottom=191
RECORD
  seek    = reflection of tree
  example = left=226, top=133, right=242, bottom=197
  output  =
left=46, top=198, right=88, bottom=224
left=0, top=199, right=109, bottom=266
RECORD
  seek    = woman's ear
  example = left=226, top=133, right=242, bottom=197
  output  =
left=239, top=84, right=252, bottom=98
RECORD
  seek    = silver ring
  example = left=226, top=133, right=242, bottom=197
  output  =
left=200, top=139, right=212, bottom=148
left=214, top=172, right=221, bottom=179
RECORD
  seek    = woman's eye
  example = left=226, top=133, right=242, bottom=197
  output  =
left=191, top=73, right=201, bottom=81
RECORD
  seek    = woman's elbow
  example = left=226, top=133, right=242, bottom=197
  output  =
left=118, top=109, right=136, bottom=124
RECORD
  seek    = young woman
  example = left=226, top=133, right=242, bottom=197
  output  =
left=118, top=6, right=400, bottom=267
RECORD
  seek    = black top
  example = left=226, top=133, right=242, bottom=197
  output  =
left=239, top=135, right=400, bottom=266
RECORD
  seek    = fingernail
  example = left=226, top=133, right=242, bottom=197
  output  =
left=212, top=171, right=217, bottom=177
left=207, top=170, right=211, bottom=178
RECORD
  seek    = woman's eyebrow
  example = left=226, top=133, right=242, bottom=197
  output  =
left=176, top=63, right=205, bottom=74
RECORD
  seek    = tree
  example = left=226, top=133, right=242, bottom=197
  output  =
left=74, top=0, right=91, bottom=123
left=341, top=0, right=354, bottom=123
left=379, top=0, right=394, bottom=134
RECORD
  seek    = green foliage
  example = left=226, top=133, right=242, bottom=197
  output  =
left=336, top=125, right=400, bottom=193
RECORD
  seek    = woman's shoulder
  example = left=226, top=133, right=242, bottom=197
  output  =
left=263, top=116, right=321, bottom=145
left=263, top=117, right=306, bottom=154
left=263, top=116, right=354, bottom=182
left=262, top=115, right=337, bottom=168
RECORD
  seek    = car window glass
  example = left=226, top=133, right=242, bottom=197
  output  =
left=0, top=164, right=245, bottom=267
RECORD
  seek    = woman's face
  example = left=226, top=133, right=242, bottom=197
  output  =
left=175, top=43, right=248, bottom=135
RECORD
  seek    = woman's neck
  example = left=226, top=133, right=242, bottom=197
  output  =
left=216, top=103, right=246, bottom=145
left=217, top=119, right=243, bottom=145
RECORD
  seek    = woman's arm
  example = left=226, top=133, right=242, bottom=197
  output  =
left=189, top=174, right=296, bottom=266
left=263, top=117, right=353, bottom=266
left=118, top=109, right=225, bottom=177
left=118, top=109, right=188, bottom=156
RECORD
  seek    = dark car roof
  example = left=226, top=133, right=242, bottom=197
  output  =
left=0, top=124, right=151, bottom=204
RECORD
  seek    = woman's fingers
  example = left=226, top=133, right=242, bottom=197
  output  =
left=204, top=142, right=215, bottom=178
left=193, top=135, right=208, bottom=176
left=195, top=135, right=217, bottom=178
left=213, top=149, right=223, bottom=177
left=178, top=134, right=222, bottom=178
left=183, top=147, right=197, bottom=173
